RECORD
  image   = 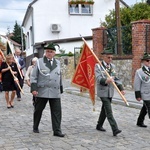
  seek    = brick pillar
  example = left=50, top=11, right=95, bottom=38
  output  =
left=92, top=27, right=106, bottom=59
left=132, top=20, right=150, bottom=84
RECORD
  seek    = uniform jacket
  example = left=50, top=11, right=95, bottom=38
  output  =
left=30, top=56, right=63, bottom=98
left=134, top=66, right=150, bottom=100
left=95, top=61, right=124, bottom=98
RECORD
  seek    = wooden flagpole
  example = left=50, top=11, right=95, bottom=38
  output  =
left=0, top=49, right=24, bottom=94
left=81, top=37, right=129, bottom=106
left=7, top=41, right=23, bottom=79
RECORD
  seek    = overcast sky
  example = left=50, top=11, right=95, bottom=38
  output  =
left=0, top=0, right=32, bottom=35
left=0, top=0, right=145, bottom=35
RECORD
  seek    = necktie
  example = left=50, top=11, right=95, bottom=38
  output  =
left=49, top=59, right=52, bottom=66
left=148, top=67, right=150, bottom=72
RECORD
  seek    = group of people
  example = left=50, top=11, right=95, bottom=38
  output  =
left=95, top=48, right=150, bottom=136
left=0, top=43, right=65, bottom=138
left=0, top=48, right=25, bottom=108
left=0, top=43, right=150, bottom=138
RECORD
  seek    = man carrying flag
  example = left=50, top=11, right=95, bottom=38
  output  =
left=95, top=48, right=125, bottom=136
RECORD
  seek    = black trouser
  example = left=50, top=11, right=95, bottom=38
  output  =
left=97, top=97, right=118, bottom=132
left=137, top=100, right=150, bottom=124
left=33, top=97, right=62, bottom=133
left=16, top=77, right=24, bottom=98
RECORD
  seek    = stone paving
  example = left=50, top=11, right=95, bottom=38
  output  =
left=0, top=79, right=150, bottom=150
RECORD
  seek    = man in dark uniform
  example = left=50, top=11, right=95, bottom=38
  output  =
left=30, top=43, right=65, bottom=137
left=95, top=48, right=125, bottom=136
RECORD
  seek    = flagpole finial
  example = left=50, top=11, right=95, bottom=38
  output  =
left=79, top=33, right=82, bottom=37
left=79, top=34, right=86, bottom=43
left=79, top=34, right=85, bottom=41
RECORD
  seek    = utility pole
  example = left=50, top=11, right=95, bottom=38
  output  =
left=115, top=0, right=122, bottom=55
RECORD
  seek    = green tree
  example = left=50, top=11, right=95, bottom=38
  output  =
left=101, top=2, right=150, bottom=54
left=10, top=21, right=22, bottom=44
left=10, top=21, right=26, bottom=50
left=102, top=2, right=150, bottom=27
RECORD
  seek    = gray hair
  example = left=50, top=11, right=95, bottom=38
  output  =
left=32, top=57, right=38, bottom=62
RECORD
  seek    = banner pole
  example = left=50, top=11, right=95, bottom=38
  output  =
left=7, top=41, right=23, bottom=79
left=81, top=37, right=129, bottom=106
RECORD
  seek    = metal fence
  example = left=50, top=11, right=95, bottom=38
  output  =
left=74, top=47, right=81, bottom=68
left=103, top=25, right=132, bottom=55
left=146, top=24, right=150, bottom=53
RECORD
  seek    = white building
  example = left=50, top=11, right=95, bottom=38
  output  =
left=22, top=0, right=115, bottom=60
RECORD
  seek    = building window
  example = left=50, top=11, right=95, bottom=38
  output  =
left=81, top=4, right=91, bottom=14
left=70, top=4, right=79, bottom=14
left=69, top=4, right=93, bottom=15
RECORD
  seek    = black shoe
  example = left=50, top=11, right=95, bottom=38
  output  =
left=53, top=132, right=65, bottom=137
left=17, top=98, right=21, bottom=101
left=11, top=105, right=14, bottom=108
left=137, top=123, right=147, bottom=128
left=33, top=129, right=39, bottom=133
left=96, top=125, right=106, bottom=132
left=113, top=129, right=122, bottom=136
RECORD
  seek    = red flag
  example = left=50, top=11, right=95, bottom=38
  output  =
left=71, top=41, right=98, bottom=105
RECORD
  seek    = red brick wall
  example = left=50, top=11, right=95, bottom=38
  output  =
left=92, top=27, right=106, bottom=59
left=92, top=20, right=150, bottom=87
left=131, top=20, right=150, bottom=84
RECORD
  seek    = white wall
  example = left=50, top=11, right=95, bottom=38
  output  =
left=33, top=0, right=115, bottom=42
left=23, top=11, right=34, bottom=56
left=23, top=0, right=115, bottom=56
left=57, top=40, right=92, bottom=54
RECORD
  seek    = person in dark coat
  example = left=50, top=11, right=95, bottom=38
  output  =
left=30, top=43, right=65, bottom=137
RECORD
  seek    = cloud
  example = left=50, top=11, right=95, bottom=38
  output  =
left=0, top=0, right=32, bottom=34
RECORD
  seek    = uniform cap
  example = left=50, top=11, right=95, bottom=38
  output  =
left=44, top=43, right=60, bottom=51
left=141, top=52, right=150, bottom=60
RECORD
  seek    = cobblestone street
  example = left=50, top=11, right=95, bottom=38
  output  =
left=0, top=80, right=149, bottom=150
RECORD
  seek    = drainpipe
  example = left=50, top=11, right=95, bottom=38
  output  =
left=31, top=7, right=35, bottom=56
left=21, top=27, right=24, bottom=51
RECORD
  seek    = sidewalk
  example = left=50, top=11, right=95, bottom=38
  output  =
left=0, top=79, right=149, bottom=150
left=64, top=79, right=143, bottom=109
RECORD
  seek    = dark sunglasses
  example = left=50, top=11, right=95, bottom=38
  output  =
left=146, top=60, right=150, bottom=62
left=107, top=57, right=113, bottom=59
